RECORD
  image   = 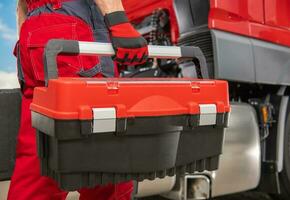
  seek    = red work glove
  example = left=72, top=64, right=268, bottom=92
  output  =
left=104, top=11, right=148, bottom=66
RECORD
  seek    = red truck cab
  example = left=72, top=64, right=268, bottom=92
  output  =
left=122, top=0, right=290, bottom=199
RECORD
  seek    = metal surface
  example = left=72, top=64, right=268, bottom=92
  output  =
left=184, top=175, right=211, bottom=200
left=199, top=104, right=217, bottom=126
left=79, top=41, right=205, bottom=62
left=161, top=173, right=212, bottom=200
left=78, top=41, right=115, bottom=56
left=92, top=108, right=116, bottom=133
left=135, top=176, right=176, bottom=198
left=79, top=41, right=182, bottom=59
left=212, top=103, right=261, bottom=197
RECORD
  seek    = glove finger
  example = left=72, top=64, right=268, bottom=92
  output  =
left=124, top=51, right=140, bottom=65
left=130, top=55, right=139, bottom=64
left=123, top=53, right=130, bottom=63
left=114, top=52, right=130, bottom=64
left=114, top=47, right=149, bottom=65
left=139, top=52, right=149, bottom=64
left=130, top=49, right=148, bottom=65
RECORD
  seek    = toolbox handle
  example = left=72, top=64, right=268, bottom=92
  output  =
left=44, top=39, right=207, bottom=86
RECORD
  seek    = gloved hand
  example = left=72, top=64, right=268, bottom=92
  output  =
left=104, top=11, right=148, bottom=66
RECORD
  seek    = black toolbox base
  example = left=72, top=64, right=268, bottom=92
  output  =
left=176, top=126, right=225, bottom=169
left=35, top=113, right=227, bottom=191
left=41, top=155, right=220, bottom=191
left=37, top=129, right=221, bottom=191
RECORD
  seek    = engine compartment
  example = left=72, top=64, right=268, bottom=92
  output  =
left=122, top=0, right=214, bottom=79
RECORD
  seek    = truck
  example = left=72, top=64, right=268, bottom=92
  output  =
left=120, top=0, right=290, bottom=199
left=1, top=0, right=290, bottom=200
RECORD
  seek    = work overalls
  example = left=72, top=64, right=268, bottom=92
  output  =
left=8, top=0, right=133, bottom=199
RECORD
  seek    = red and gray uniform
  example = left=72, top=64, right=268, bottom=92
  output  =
left=8, top=0, right=134, bottom=199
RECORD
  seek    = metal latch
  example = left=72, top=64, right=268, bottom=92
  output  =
left=199, top=104, right=217, bottom=126
left=92, top=108, right=116, bottom=133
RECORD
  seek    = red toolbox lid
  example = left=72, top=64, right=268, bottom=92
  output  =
left=30, top=78, right=230, bottom=120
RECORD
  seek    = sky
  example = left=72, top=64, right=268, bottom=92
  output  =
left=0, top=0, right=19, bottom=89
left=0, top=0, right=17, bottom=73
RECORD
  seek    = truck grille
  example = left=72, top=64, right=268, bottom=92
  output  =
left=178, top=29, right=214, bottom=64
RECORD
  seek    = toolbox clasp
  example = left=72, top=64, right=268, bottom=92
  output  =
left=92, top=107, right=116, bottom=134
left=106, top=81, right=119, bottom=94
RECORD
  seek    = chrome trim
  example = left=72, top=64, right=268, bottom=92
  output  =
left=135, top=176, right=176, bottom=198
left=212, top=103, right=261, bottom=196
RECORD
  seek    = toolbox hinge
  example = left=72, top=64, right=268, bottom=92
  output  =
left=106, top=81, right=119, bottom=93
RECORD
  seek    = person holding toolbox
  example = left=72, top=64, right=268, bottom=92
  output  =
left=9, top=0, right=148, bottom=199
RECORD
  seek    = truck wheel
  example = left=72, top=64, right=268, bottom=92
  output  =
left=274, top=110, right=290, bottom=199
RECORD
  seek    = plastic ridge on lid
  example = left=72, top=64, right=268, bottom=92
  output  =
left=30, top=78, right=230, bottom=120
left=46, top=104, right=223, bottom=135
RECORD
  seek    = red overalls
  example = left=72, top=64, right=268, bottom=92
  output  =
left=8, top=0, right=133, bottom=199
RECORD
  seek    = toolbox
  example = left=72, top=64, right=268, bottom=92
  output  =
left=31, top=39, right=230, bottom=191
